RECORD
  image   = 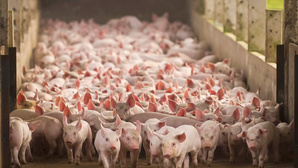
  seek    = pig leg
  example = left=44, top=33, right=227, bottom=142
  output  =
left=85, top=136, right=93, bottom=162
left=228, top=143, right=235, bottom=163
left=19, top=144, right=27, bottom=164
left=74, top=145, right=83, bottom=165
left=57, top=138, right=64, bottom=156
left=258, top=147, right=267, bottom=168
left=190, top=151, right=198, bottom=166
left=65, top=145, right=73, bottom=164
left=111, top=152, right=119, bottom=168
left=207, top=147, right=216, bottom=166
left=175, top=152, right=186, bottom=168
left=119, top=148, right=127, bottom=167
left=183, top=153, right=190, bottom=168
left=26, top=144, right=34, bottom=162
left=198, top=149, right=207, bottom=164
left=100, top=152, right=110, bottom=168
left=249, top=149, right=258, bottom=167
left=12, top=147, right=21, bottom=168
left=143, top=142, right=152, bottom=165
left=272, top=138, right=280, bottom=164
left=130, top=150, right=140, bottom=168
left=45, top=136, right=57, bottom=158
left=264, top=150, right=268, bottom=163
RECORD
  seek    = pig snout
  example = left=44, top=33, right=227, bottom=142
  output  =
left=110, top=146, right=117, bottom=151
left=132, top=147, right=139, bottom=151
left=204, top=146, right=211, bottom=151
left=152, top=154, right=159, bottom=158
left=66, top=139, right=73, bottom=144
left=163, top=153, right=171, bottom=159
left=249, top=146, right=256, bottom=151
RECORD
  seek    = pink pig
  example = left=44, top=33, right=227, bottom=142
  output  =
left=63, top=116, right=93, bottom=165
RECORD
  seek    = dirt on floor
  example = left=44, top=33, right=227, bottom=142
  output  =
left=15, top=155, right=293, bottom=168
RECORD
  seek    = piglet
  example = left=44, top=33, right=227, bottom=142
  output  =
left=238, top=121, right=279, bottom=168
left=10, top=118, right=40, bottom=168
left=277, top=121, right=294, bottom=161
left=119, top=120, right=142, bottom=168
left=195, top=120, right=221, bottom=166
left=94, top=125, right=121, bottom=168
left=63, top=116, right=93, bottom=165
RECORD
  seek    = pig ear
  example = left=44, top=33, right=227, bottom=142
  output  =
left=84, top=92, right=92, bottom=105
left=152, top=13, right=158, bottom=22
left=168, top=100, right=177, bottom=112
left=232, top=108, right=240, bottom=121
left=28, top=120, right=41, bottom=132
left=252, top=97, right=260, bottom=108
left=63, top=106, right=71, bottom=117
left=214, top=107, right=220, bottom=117
left=76, top=118, right=83, bottom=131
left=176, top=132, right=186, bottom=143
left=153, top=132, right=164, bottom=140
left=63, top=115, right=68, bottom=126
left=274, top=104, right=280, bottom=112
left=237, top=131, right=247, bottom=139
left=75, top=79, right=80, bottom=89
left=223, top=58, right=230, bottom=65
left=147, top=127, right=154, bottom=140
left=77, top=101, right=82, bottom=112
left=176, top=108, right=186, bottom=117
left=121, top=128, right=127, bottom=135
left=243, top=106, right=251, bottom=118
left=80, top=108, right=85, bottom=119
left=258, top=129, right=269, bottom=137
left=217, top=88, right=224, bottom=100
left=35, top=105, right=44, bottom=116
left=136, top=120, right=141, bottom=133
left=195, top=123, right=201, bottom=133
left=116, top=128, right=122, bottom=137
left=100, top=126, right=107, bottom=136
left=115, top=115, right=122, bottom=127
left=187, top=102, right=195, bottom=111
left=208, top=62, right=215, bottom=72
left=55, top=96, right=61, bottom=106
left=17, top=92, right=26, bottom=105
left=87, top=100, right=95, bottom=110
left=163, top=12, right=169, bottom=18
left=126, top=94, right=136, bottom=108
left=148, top=102, right=157, bottom=112
left=195, top=108, right=205, bottom=121
left=59, top=100, right=66, bottom=111
left=111, top=97, right=116, bottom=109
left=157, top=121, right=166, bottom=129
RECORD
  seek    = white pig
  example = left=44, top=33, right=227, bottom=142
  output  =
left=276, top=121, right=294, bottom=161
left=237, top=121, right=279, bottom=168
left=10, top=118, right=40, bottom=168
left=63, top=116, right=93, bottom=165
left=94, top=125, right=121, bottom=168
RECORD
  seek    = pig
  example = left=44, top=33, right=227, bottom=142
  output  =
left=146, top=126, right=175, bottom=168
left=10, top=118, right=40, bottom=168
left=94, top=125, right=121, bottom=168
left=10, top=109, right=40, bottom=120
left=160, top=125, right=201, bottom=168
left=218, top=108, right=240, bottom=124
left=26, top=116, right=64, bottom=158
left=119, top=120, right=142, bottom=168
left=262, top=104, right=280, bottom=125
left=225, top=122, right=247, bottom=163
left=276, top=121, right=294, bottom=161
left=160, top=115, right=202, bottom=128
left=126, top=112, right=170, bottom=123
left=140, top=118, right=166, bottom=165
left=195, top=120, right=221, bottom=166
left=237, top=121, right=279, bottom=168
left=62, top=116, right=93, bottom=165
left=112, top=94, right=145, bottom=120
left=16, top=91, right=36, bottom=109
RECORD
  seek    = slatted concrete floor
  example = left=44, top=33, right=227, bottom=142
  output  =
left=18, top=155, right=293, bottom=168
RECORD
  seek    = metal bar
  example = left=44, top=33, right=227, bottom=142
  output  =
left=1, top=53, right=10, bottom=168
left=9, top=47, right=16, bottom=112
left=294, top=53, right=298, bottom=167
left=276, top=45, right=285, bottom=121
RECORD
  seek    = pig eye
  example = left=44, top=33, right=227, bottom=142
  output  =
left=222, top=132, right=226, bottom=135
left=144, top=131, right=147, bottom=135
left=106, top=138, right=109, bottom=142
left=210, top=136, right=214, bottom=140
left=256, top=136, right=259, bottom=139
left=127, top=137, right=130, bottom=141
left=150, top=142, right=152, bottom=146
left=201, top=137, right=204, bottom=140
left=172, top=143, right=176, bottom=146
left=73, top=132, right=77, bottom=136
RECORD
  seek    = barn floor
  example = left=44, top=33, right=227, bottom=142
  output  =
left=18, top=155, right=293, bottom=168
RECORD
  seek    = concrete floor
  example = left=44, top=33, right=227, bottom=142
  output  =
left=17, top=155, right=293, bottom=168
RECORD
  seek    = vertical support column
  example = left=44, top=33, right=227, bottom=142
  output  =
left=248, top=0, right=266, bottom=55
left=8, top=10, right=14, bottom=48
left=276, top=45, right=285, bottom=121
left=266, top=10, right=283, bottom=63
left=236, top=0, right=248, bottom=42
left=204, top=0, right=214, bottom=21
left=0, top=0, right=8, bottom=55
left=214, top=0, right=224, bottom=28
left=223, top=0, right=236, bottom=33
left=294, top=52, right=298, bottom=167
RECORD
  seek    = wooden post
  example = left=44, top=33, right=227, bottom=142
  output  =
left=214, top=0, right=224, bottom=28
left=248, top=0, right=266, bottom=55
left=294, top=50, right=298, bottom=167
left=0, top=0, right=8, bottom=55
left=8, top=10, right=14, bottom=48
left=223, top=0, right=236, bottom=33
left=265, top=10, right=283, bottom=63
left=236, top=0, right=248, bottom=42
left=276, top=45, right=285, bottom=121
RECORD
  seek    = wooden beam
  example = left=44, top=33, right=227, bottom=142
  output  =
left=204, top=0, right=214, bottom=21
left=214, top=0, right=224, bottom=28
left=8, top=10, right=14, bottom=47
left=223, top=0, right=236, bottom=33
left=248, top=0, right=266, bottom=55
left=236, top=0, right=248, bottom=42
left=265, top=10, right=283, bottom=63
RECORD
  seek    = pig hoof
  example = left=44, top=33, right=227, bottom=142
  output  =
left=258, top=165, right=264, bottom=168
left=20, top=160, right=26, bottom=164
left=15, top=163, right=22, bottom=168
left=75, top=162, right=80, bottom=165
left=253, top=163, right=257, bottom=167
